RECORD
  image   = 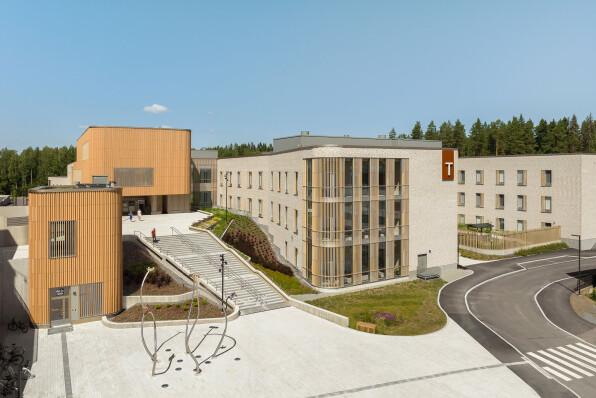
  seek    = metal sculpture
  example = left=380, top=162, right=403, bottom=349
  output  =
left=140, top=267, right=159, bottom=376
left=185, top=274, right=201, bottom=375
left=212, top=292, right=235, bottom=358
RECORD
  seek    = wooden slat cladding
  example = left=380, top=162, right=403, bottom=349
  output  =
left=28, top=188, right=123, bottom=325
left=73, top=127, right=190, bottom=197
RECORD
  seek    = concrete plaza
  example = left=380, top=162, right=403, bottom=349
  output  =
left=121, top=212, right=210, bottom=238
left=22, top=307, right=538, bottom=397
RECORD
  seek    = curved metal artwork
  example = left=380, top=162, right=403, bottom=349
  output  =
left=185, top=273, right=201, bottom=375
left=212, top=292, right=236, bottom=358
left=140, top=267, right=160, bottom=376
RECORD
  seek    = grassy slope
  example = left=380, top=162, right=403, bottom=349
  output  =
left=307, top=279, right=447, bottom=336
left=252, top=263, right=317, bottom=295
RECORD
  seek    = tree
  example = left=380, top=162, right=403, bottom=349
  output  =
left=568, top=114, right=581, bottom=153
left=506, top=116, right=525, bottom=155
left=410, top=121, right=423, bottom=140
left=439, top=121, right=454, bottom=148
left=535, top=119, right=551, bottom=153
left=521, top=115, right=535, bottom=154
left=581, top=113, right=594, bottom=152
left=552, top=118, right=569, bottom=153
left=424, top=121, right=438, bottom=140
left=388, top=127, right=397, bottom=139
left=468, top=118, right=487, bottom=156
left=452, top=119, right=466, bottom=154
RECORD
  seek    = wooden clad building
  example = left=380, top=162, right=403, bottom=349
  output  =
left=71, top=126, right=191, bottom=214
left=28, top=186, right=123, bottom=326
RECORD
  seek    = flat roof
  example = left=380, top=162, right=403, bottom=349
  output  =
left=29, top=184, right=122, bottom=193
left=77, top=125, right=191, bottom=142
left=191, top=149, right=218, bottom=159
left=459, top=153, right=596, bottom=159
left=273, top=133, right=443, bottom=152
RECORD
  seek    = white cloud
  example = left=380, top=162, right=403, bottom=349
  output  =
left=143, top=104, right=169, bottom=114
left=208, top=129, right=218, bottom=133
left=208, top=110, right=214, bottom=115
left=77, top=125, right=88, bottom=129
left=159, top=125, right=172, bottom=128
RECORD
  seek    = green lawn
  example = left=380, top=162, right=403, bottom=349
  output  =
left=306, top=279, right=446, bottom=336
left=252, top=262, right=318, bottom=295
left=199, top=207, right=240, bottom=238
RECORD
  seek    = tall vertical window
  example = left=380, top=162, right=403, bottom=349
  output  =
left=237, top=172, right=241, bottom=187
left=458, top=214, right=465, bottom=224
left=497, top=218, right=505, bottom=230
left=458, top=170, right=465, bottom=184
left=476, top=193, right=484, bottom=208
left=294, top=209, right=298, bottom=234
left=362, top=159, right=370, bottom=187
left=270, top=201, right=274, bottom=221
left=379, top=201, right=386, bottom=227
left=271, top=172, right=274, bottom=191
left=344, top=246, right=353, bottom=286
left=345, top=202, right=353, bottom=241
left=237, top=196, right=241, bottom=210
left=496, top=170, right=504, bottom=185
left=220, top=172, right=223, bottom=186
left=542, top=196, right=552, bottom=213
left=378, top=244, right=386, bottom=280
left=517, top=220, right=526, bottom=231
left=258, top=172, right=263, bottom=189
left=394, top=201, right=401, bottom=236
left=284, top=172, right=288, bottom=193
left=248, top=198, right=252, bottom=213
left=362, top=202, right=370, bottom=230
left=517, top=170, right=526, bottom=186
left=199, top=167, right=212, bottom=183
left=517, top=195, right=526, bottom=211
left=277, top=172, right=281, bottom=192
left=542, top=170, right=552, bottom=187
left=379, top=159, right=386, bottom=197
left=496, top=194, right=504, bottom=209
left=345, top=159, right=353, bottom=197
left=476, top=216, right=483, bottom=224
left=285, top=206, right=288, bottom=229
left=362, top=244, right=370, bottom=283
left=248, top=172, right=252, bottom=188
left=277, top=204, right=281, bottom=225
left=258, top=200, right=263, bottom=218
left=476, top=170, right=484, bottom=185
left=458, top=192, right=465, bottom=206
left=294, top=172, right=298, bottom=195
left=49, top=220, right=76, bottom=259
left=394, top=240, right=402, bottom=275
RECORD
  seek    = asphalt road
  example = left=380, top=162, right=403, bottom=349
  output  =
left=440, top=249, right=596, bottom=398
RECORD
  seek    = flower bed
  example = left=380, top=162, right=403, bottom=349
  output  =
left=110, top=298, right=231, bottom=322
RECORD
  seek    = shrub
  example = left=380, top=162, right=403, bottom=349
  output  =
left=155, top=304, right=161, bottom=310
left=183, top=306, right=189, bottom=311
left=514, top=242, right=569, bottom=256
left=193, top=302, right=198, bottom=307
left=201, top=299, right=207, bottom=305
left=166, top=304, right=171, bottom=308
left=175, top=303, right=180, bottom=308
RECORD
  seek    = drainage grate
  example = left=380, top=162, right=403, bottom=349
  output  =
left=235, top=358, right=241, bottom=361
left=175, top=367, right=182, bottom=371
left=177, top=359, right=183, bottom=363
left=162, top=384, right=169, bottom=388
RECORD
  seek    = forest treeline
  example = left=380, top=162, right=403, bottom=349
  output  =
left=0, top=146, right=76, bottom=196
left=391, top=113, right=595, bottom=156
left=204, top=142, right=273, bottom=157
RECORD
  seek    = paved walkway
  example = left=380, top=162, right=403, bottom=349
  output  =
left=24, top=308, right=537, bottom=397
left=122, top=212, right=210, bottom=238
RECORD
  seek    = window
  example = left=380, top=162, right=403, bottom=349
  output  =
left=496, top=194, right=505, bottom=209
left=476, top=216, right=483, bottom=224
left=219, top=194, right=222, bottom=205
left=285, top=206, right=288, bottom=229
left=199, top=191, right=211, bottom=206
left=258, top=171, right=263, bottom=189
left=379, top=159, right=386, bottom=188
left=237, top=197, right=241, bottom=210
left=227, top=172, right=232, bottom=187
left=294, top=248, right=298, bottom=266
left=258, top=200, right=263, bottom=218
left=114, top=168, right=153, bottom=187
left=542, top=170, right=552, bottom=187
left=278, top=204, right=281, bottom=225
left=459, top=170, right=465, bottom=184
left=496, top=170, right=504, bottom=185
left=345, top=202, right=353, bottom=241
left=542, top=196, right=552, bottom=213
left=362, top=244, right=370, bottom=283
left=229, top=195, right=232, bottom=208
left=542, top=222, right=553, bottom=228
left=476, top=170, right=484, bottom=185
left=362, top=159, right=370, bottom=187
left=517, top=220, right=526, bottom=231
left=277, top=172, right=281, bottom=192
left=294, top=172, right=298, bottom=195
left=49, top=220, right=76, bottom=259
left=294, top=209, right=298, bottom=234
left=237, top=172, right=241, bottom=188
left=200, top=167, right=212, bottom=183
left=517, top=195, right=526, bottom=211
left=458, top=214, right=465, bottom=224
left=248, top=172, right=252, bottom=189
left=271, top=172, right=274, bottom=190
left=476, top=193, right=484, bottom=208
left=497, top=218, right=504, bottom=230
left=379, top=201, right=386, bottom=227
left=284, top=172, right=288, bottom=193
left=92, top=175, right=108, bottom=184
left=458, top=192, right=465, bottom=206
left=220, top=172, right=223, bottom=186
left=248, top=198, right=252, bottom=214
left=270, top=201, right=274, bottom=221
left=285, top=242, right=288, bottom=258
left=517, top=170, right=526, bottom=186
left=345, top=159, right=353, bottom=197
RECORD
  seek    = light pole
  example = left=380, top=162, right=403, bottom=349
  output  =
left=571, top=234, right=581, bottom=295
left=219, top=254, right=227, bottom=308
left=224, top=172, right=228, bottom=222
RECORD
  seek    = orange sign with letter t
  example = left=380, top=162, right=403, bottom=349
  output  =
left=442, top=150, right=455, bottom=180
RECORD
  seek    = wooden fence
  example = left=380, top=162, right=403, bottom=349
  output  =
left=459, top=226, right=561, bottom=252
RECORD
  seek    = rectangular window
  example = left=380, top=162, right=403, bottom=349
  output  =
left=458, top=214, right=465, bottom=224
left=362, top=201, right=370, bottom=229
left=476, top=170, right=484, bottom=185
left=362, top=244, right=370, bottom=283
left=476, top=193, right=484, bottom=208
left=542, top=170, right=552, bottom=187
left=542, top=196, right=552, bottom=213
left=248, top=198, right=252, bottom=214
left=277, top=204, right=281, bottom=225
left=92, top=175, right=108, bottom=185
left=496, top=170, right=504, bottom=185
left=229, top=195, right=232, bottom=208
left=345, top=159, right=353, bottom=197
left=271, top=172, right=274, bottom=190
left=237, top=197, right=241, bottom=210
left=294, top=172, right=298, bottom=195
left=517, top=170, right=526, bottom=186
left=220, top=172, right=223, bottom=186
left=49, top=220, right=76, bottom=259
left=200, top=167, right=212, bottom=183
left=219, top=194, right=222, bottom=205
left=284, top=172, right=288, bottom=193
left=517, top=220, right=526, bottom=231
left=362, top=159, right=370, bottom=187
left=258, top=172, right=263, bottom=189
left=294, top=209, right=298, bottom=234
left=379, top=201, right=386, bottom=227
left=248, top=172, right=252, bottom=189
left=497, top=218, right=504, bottom=230
left=458, top=170, right=465, bottom=184
left=277, top=172, right=281, bottom=192
left=344, top=246, right=353, bottom=284
left=258, top=199, right=263, bottom=218
left=345, top=202, right=353, bottom=241
left=379, top=159, right=386, bottom=187
left=496, top=194, right=504, bottom=209
left=542, top=222, right=552, bottom=228
left=517, top=195, right=526, bottom=211
left=237, top=172, right=241, bottom=188
left=285, top=206, right=288, bottom=229
left=476, top=216, right=483, bottom=224
left=270, top=202, right=274, bottom=221
left=378, top=244, right=386, bottom=280
left=114, top=168, right=154, bottom=187
left=458, top=192, right=465, bottom=206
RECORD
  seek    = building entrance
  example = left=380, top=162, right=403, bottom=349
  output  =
left=50, top=286, right=71, bottom=327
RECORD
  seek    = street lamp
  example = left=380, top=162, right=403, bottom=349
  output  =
left=224, top=172, right=228, bottom=222
left=571, top=234, right=581, bottom=295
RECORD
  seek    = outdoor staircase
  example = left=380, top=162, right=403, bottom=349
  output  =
left=141, top=232, right=288, bottom=315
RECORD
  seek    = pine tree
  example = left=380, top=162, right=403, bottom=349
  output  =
left=568, top=114, right=581, bottom=153
left=506, top=116, right=525, bottom=155
left=580, top=114, right=594, bottom=152
left=410, top=121, right=423, bottom=140
left=439, top=121, right=454, bottom=148
left=389, top=127, right=397, bottom=139
left=468, top=118, right=487, bottom=156
left=452, top=119, right=466, bottom=154
left=522, top=117, right=535, bottom=154
left=552, top=118, right=569, bottom=153
left=424, top=121, right=438, bottom=140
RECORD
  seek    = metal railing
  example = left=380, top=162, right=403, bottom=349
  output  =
left=170, top=227, right=265, bottom=306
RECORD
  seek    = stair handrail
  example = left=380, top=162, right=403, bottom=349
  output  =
left=170, top=227, right=265, bottom=306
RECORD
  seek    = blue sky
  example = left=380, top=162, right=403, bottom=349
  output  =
left=1, top=1, right=595, bottom=150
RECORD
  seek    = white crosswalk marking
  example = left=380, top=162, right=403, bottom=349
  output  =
left=527, top=343, right=596, bottom=382
left=527, top=352, right=582, bottom=379
left=558, top=347, right=596, bottom=366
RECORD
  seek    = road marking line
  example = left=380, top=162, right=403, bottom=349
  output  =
left=516, top=255, right=571, bottom=265
left=567, top=345, right=596, bottom=360
left=546, top=349, right=596, bottom=372
left=577, top=343, right=596, bottom=354
left=558, top=347, right=596, bottom=366
left=537, top=350, right=593, bottom=376
left=542, top=367, right=572, bottom=382
left=527, top=352, right=582, bottom=379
